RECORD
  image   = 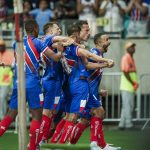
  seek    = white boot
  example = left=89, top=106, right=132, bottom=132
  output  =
left=90, top=141, right=101, bottom=150
left=102, top=144, right=121, bottom=150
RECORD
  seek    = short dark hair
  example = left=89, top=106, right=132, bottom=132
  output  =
left=94, top=33, right=105, bottom=44
left=67, top=25, right=81, bottom=36
left=24, top=19, right=38, bottom=34
left=73, top=20, right=88, bottom=29
left=43, top=22, right=58, bottom=34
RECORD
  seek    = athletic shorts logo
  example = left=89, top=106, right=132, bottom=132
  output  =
left=80, top=100, right=87, bottom=112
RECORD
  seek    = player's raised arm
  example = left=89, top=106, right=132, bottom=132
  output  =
left=52, top=36, right=74, bottom=46
left=82, top=56, right=114, bottom=70
left=43, top=47, right=62, bottom=61
left=77, top=47, right=112, bottom=63
left=85, top=61, right=109, bottom=70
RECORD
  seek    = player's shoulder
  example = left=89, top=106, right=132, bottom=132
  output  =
left=44, top=35, right=55, bottom=43
left=90, top=48, right=99, bottom=54
left=45, top=34, right=54, bottom=39
left=33, top=37, right=43, bottom=46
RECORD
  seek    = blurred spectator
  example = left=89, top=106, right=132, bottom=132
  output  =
left=0, top=40, right=14, bottom=120
left=23, top=0, right=33, bottom=21
left=126, top=0, right=148, bottom=38
left=6, top=0, right=13, bottom=9
left=99, top=0, right=126, bottom=33
left=77, top=0, right=99, bottom=36
left=54, top=0, right=77, bottom=19
left=119, top=42, right=139, bottom=130
left=144, top=0, right=150, bottom=35
left=0, top=0, right=8, bottom=22
left=31, top=0, right=40, bottom=8
left=125, top=0, right=130, bottom=5
left=29, top=0, right=55, bottom=35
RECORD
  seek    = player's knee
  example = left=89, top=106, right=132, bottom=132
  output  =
left=53, top=110, right=58, bottom=115
left=93, top=107, right=105, bottom=118
left=7, top=108, right=18, bottom=120
left=43, top=109, right=53, bottom=118
left=68, top=113, right=78, bottom=122
left=64, top=113, right=70, bottom=120
left=80, top=118, right=89, bottom=125
left=30, top=108, right=42, bottom=121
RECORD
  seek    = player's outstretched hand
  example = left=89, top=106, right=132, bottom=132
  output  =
left=61, top=37, right=74, bottom=46
left=107, top=59, right=115, bottom=68
left=100, top=89, right=108, bottom=97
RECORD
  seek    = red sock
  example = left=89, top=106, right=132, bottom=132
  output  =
left=0, top=115, right=13, bottom=136
left=50, top=118, right=66, bottom=143
left=29, top=119, right=41, bottom=150
left=97, top=118, right=106, bottom=148
left=91, top=116, right=101, bottom=142
left=70, top=122, right=86, bottom=144
left=59, top=120, right=74, bottom=144
left=37, top=115, right=53, bottom=143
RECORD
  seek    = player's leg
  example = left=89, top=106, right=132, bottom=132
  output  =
left=27, top=86, right=43, bottom=150
left=92, top=106, right=106, bottom=148
left=49, top=109, right=64, bottom=139
left=83, top=94, right=105, bottom=149
left=59, top=113, right=78, bottom=144
left=70, top=116, right=90, bottom=144
left=50, top=93, right=71, bottom=143
left=91, top=96, right=120, bottom=150
left=49, top=86, right=65, bottom=141
left=59, top=80, right=89, bottom=144
left=38, top=79, right=56, bottom=143
left=42, top=83, right=62, bottom=142
left=0, top=89, right=18, bottom=136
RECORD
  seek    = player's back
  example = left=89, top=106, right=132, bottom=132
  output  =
left=13, top=36, right=48, bottom=89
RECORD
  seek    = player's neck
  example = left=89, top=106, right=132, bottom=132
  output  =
left=27, top=34, right=36, bottom=38
left=96, top=45, right=103, bottom=54
left=46, top=32, right=53, bottom=36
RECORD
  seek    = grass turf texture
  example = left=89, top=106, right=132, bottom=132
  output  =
left=0, top=128, right=150, bottom=150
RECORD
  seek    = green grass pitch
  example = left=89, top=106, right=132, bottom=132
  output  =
left=0, top=128, right=150, bottom=150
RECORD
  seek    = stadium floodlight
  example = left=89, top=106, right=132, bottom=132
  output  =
left=13, top=0, right=27, bottom=150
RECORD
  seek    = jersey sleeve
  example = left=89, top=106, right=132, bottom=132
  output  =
left=88, top=49, right=99, bottom=63
left=44, top=35, right=55, bottom=47
left=38, top=39, right=49, bottom=53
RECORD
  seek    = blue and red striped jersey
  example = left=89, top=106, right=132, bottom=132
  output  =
left=13, top=36, right=49, bottom=88
left=87, top=48, right=103, bottom=96
left=63, top=44, right=88, bottom=83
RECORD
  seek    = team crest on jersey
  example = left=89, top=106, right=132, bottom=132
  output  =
left=66, top=47, right=71, bottom=51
